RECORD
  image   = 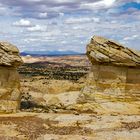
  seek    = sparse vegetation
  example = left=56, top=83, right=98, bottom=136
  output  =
left=121, top=121, right=140, bottom=130
left=19, top=63, right=89, bottom=81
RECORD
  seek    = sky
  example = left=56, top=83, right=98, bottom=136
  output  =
left=0, top=0, right=140, bottom=52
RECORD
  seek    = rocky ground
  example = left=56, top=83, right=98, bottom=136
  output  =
left=0, top=55, right=140, bottom=140
left=0, top=112, right=139, bottom=140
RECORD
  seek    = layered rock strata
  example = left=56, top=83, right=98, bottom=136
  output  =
left=0, top=42, right=23, bottom=113
left=86, top=36, right=140, bottom=96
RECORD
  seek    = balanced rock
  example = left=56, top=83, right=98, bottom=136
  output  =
left=86, top=36, right=140, bottom=95
left=0, top=42, right=23, bottom=113
left=87, top=36, right=140, bottom=67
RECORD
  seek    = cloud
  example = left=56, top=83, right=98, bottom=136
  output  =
left=27, top=25, right=47, bottom=32
left=80, top=0, right=116, bottom=10
left=65, top=17, right=100, bottom=24
left=0, top=0, right=140, bottom=19
left=38, top=12, right=48, bottom=18
left=123, top=35, right=139, bottom=41
left=13, top=19, right=32, bottom=27
left=59, top=12, right=64, bottom=16
left=103, top=0, right=116, bottom=6
left=0, top=0, right=140, bottom=52
left=0, top=0, right=115, bottom=19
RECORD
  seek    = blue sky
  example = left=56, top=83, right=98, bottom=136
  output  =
left=0, top=0, right=140, bottom=52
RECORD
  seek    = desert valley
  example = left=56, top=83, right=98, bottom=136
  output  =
left=0, top=36, right=139, bottom=140
left=0, top=0, right=140, bottom=139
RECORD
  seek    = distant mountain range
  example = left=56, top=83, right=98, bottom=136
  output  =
left=20, top=50, right=84, bottom=56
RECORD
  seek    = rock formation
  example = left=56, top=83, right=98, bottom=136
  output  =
left=87, top=36, right=140, bottom=95
left=87, top=36, right=140, bottom=67
left=86, top=36, right=140, bottom=96
left=0, top=42, right=23, bottom=113
left=69, top=36, right=140, bottom=114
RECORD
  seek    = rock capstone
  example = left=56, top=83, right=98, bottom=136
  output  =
left=87, top=36, right=140, bottom=67
left=86, top=36, right=140, bottom=95
left=0, top=42, right=23, bottom=113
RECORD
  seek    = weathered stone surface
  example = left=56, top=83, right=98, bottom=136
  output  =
left=0, top=42, right=23, bottom=67
left=86, top=36, right=140, bottom=96
left=0, top=42, right=23, bottom=113
left=87, top=36, right=140, bottom=67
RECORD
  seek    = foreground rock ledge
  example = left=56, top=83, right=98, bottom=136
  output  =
left=0, top=42, right=23, bottom=113
left=86, top=36, right=140, bottom=95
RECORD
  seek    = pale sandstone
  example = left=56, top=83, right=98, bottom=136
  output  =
left=71, top=36, right=140, bottom=114
left=0, top=42, right=23, bottom=113
left=86, top=36, right=140, bottom=95
left=87, top=36, right=140, bottom=67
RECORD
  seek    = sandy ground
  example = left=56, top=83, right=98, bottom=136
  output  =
left=10, top=55, right=139, bottom=140
left=0, top=112, right=139, bottom=140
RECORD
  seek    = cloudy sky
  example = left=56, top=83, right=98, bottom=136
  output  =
left=0, top=0, right=140, bottom=52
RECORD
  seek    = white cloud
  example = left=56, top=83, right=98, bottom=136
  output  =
left=38, top=12, right=48, bottom=18
left=123, top=35, right=139, bottom=41
left=103, top=0, right=116, bottom=7
left=80, top=0, right=116, bottom=10
left=0, top=0, right=140, bottom=52
left=0, top=4, right=11, bottom=16
left=13, top=19, right=32, bottom=27
left=59, top=12, right=64, bottom=17
left=27, top=25, right=47, bottom=32
left=65, top=17, right=100, bottom=24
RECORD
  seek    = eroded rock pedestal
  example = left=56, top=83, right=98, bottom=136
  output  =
left=86, top=36, right=140, bottom=96
left=0, top=42, right=23, bottom=113
left=68, top=36, right=140, bottom=114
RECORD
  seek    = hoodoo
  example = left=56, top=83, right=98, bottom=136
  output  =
left=86, top=36, right=140, bottom=95
left=0, top=42, right=23, bottom=113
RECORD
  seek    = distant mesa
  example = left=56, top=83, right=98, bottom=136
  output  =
left=0, top=41, right=23, bottom=113
left=21, top=50, right=83, bottom=56
left=86, top=35, right=140, bottom=95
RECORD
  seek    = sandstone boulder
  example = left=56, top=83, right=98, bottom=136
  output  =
left=87, top=36, right=140, bottom=67
left=0, top=42, right=23, bottom=113
left=86, top=36, right=140, bottom=95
